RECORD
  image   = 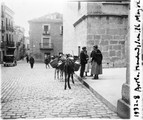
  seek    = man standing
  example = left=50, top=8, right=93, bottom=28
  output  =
left=80, top=47, right=88, bottom=78
left=29, top=55, right=35, bottom=69
left=90, top=45, right=103, bottom=79
left=26, top=55, right=29, bottom=63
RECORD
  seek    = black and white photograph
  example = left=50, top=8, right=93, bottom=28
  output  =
left=0, top=0, right=142, bottom=119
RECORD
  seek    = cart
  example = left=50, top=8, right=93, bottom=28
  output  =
left=3, top=46, right=17, bottom=67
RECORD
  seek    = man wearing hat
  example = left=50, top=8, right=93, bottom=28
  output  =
left=80, top=47, right=88, bottom=78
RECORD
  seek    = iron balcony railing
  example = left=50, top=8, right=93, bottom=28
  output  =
left=0, top=41, right=15, bottom=48
left=43, top=31, right=50, bottom=35
left=1, top=26, right=5, bottom=33
left=7, top=41, right=15, bottom=47
left=39, top=43, right=53, bottom=50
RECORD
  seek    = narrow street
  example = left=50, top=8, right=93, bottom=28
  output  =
left=1, top=60, right=120, bottom=119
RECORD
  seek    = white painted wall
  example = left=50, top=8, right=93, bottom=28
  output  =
left=63, top=2, right=79, bottom=56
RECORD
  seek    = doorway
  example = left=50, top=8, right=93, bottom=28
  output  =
left=44, top=52, right=50, bottom=58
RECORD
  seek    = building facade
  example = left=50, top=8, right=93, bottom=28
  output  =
left=63, top=1, right=130, bottom=118
left=28, top=13, right=63, bottom=62
left=24, top=37, right=30, bottom=56
left=63, top=1, right=129, bottom=68
left=0, top=3, right=15, bottom=63
left=13, top=25, right=26, bottom=60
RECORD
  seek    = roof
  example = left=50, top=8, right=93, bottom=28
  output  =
left=28, top=12, right=63, bottom=23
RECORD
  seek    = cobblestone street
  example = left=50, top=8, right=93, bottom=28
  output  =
left=1, top=61, right=120, bottom=119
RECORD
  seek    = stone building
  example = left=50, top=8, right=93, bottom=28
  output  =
left=63, top=0, right=130, bottom=119
left=0, top=3, right=15, bottom=63
left=63, top=1, right=129, bottom=68
left=28, top=13, right=63, bottom=62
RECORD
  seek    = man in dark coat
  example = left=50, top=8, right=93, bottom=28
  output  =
left=45, top=55, right=51, bottom=68
left=80, top=47, right=88, bottom=78
left=26, top=55, right=29, bottom=63
left=29, top=55, right=35, bottom=69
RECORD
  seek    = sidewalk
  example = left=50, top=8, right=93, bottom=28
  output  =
left=75, top=68, right=126, bottom=113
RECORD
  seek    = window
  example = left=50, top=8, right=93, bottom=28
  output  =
left=6, top=34, right=8, bottom=43
left=12, top=35, right=13, bottom=41
left=42, top=37, right=51, bottom=48
left=9, top=34, right=11, bottom=41
left=60, top=26, right=63, bottom=35
left=2, top=36, right=4, bottom=41
left=6, top=18, right=8, bottom=30
left=43, top=38, right=50, bottom=44
left=43, top=24, right=50, bottom=35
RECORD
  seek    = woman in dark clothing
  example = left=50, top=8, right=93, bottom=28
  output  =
left=26, top=55, right=29, bottom=63
left=90, top=45, right=103, bottom=79
left=29, top=56, right=35, bottom=69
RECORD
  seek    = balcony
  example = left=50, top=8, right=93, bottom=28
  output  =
left=6, top=25, right=8, bottom=31
left=7, top=41, right=15, bottom=47
left=0, top=41, right=6, bottom=48
left=43, top=31, right=50, bottom=35
left=1, top=26, right=5, bottom=33
left=9, top=27, right=14, bottom=32
left=39, top=43, right=53, bottom=50
left=1, top=12, right=4, bottom=18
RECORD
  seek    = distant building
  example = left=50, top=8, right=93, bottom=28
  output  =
left=13, top=25, right=25, bottom=60
left=28, top=12, right=63, bottom=62
left=0, top=3, right=15, bottom=63
left=63, top=1, right=129, bottom=67
left=24, top=37, right=30, bottom=54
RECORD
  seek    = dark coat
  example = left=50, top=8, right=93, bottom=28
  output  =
left=29, top=57, right=35, bottom=64
left=80, top=50, right=88, bottom=65
left=90, top=49, right=103, bottom=65
left=45, top=56, right=51, bottom=64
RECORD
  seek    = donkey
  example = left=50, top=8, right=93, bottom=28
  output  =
left=64, top=58, right=75, bottom=90
left=54, top=60, right=65, bottom=80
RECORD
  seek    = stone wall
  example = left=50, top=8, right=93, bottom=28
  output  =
left=75, top=19, right=87, bottom=52
left=63, top=2, right=129, bottom=67
left=87, top=16, right=128, bottom=67
left=87, top=2, right=128, bottom=15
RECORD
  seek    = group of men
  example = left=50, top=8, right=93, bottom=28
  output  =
left=80, top=45, right=103, bottom=80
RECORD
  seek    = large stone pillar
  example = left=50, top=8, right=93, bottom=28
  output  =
left=117, top=3, right=130, bottom=119
left=117, top=37, right=130, bottom=118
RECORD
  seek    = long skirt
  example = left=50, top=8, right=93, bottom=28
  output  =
left=85, top=62, right=91, bottom=73
left=91, top=61, right=102, bottom=75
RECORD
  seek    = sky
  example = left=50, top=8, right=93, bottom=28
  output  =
left=2, top=0, right=67, bottom=36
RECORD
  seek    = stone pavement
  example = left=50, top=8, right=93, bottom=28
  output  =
left=1, top=60, right=120, bottom=119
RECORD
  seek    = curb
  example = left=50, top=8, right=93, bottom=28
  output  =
left=74, top=74, right=117, bottom=113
